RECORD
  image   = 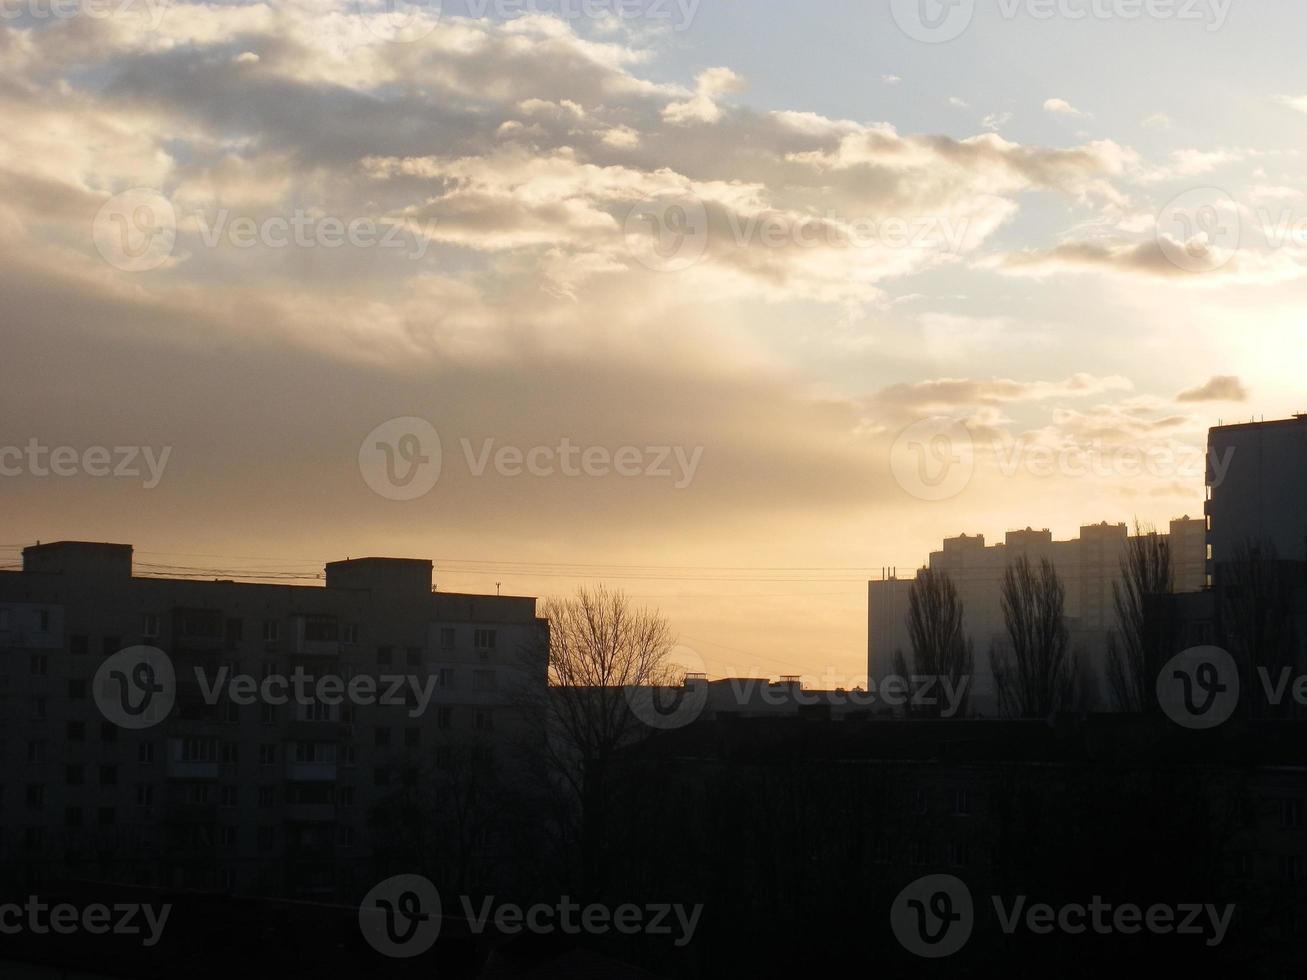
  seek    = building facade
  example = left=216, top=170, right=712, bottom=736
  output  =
left=868, top=518, right=1207, bottom=712
left=0, top=541, right=548, bottom=901
left=1207, top=415, right=1307, bottom=569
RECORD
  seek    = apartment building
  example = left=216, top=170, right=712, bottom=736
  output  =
left=868, top=518, right=1207, bottom=711
left=1207, top=414, right=1307, bottom=568
left=0, top=541, right=548, bottom=901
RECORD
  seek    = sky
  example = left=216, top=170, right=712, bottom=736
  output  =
left=3, top=0, right=1306, bottom=686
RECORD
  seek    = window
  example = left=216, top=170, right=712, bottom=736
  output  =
left=102, top=636, right=120, bottom=657
left=377, top=645, right=393, bottom=666
left=473, top=669, right=496, bottom=692
left=341, top=745, right=356, bottom=766
left=66, top=764, right=84, bottom=785
left=180, top=610, right=221, bottom=638
left=142, top=614, right=159, bottom=638
left=37, top=610, right=50, bottom=632
left=137, top=784, right=155, bottom=806
left=911, top=788, right=928, bottom=815
left=221, top=700, right=240, bottom=723
left=374, top=767, right=392, bottom=787
left=951, top=788, right=972, bottom=816
left=221, top=826, right=237, bottom=847
left=304, top=616, right=338, bottom=642
left=98, top=807, right=115, bottom=826
left=437, top=707, right=453, bottom=730
left=258, top=826, right=275, bottom=850
left=69, top=634, right=88, bottom=655
left=100, top=722, right=118, bottom=742
left=342, top=623, right=358, bottom=644
left=440, top=627, right=455, bottom=650
left=220, top=742, right=239, bottom=765
left=29, top=653, right=47, bottom=675
left=294, top=742, right=336, bottom=764
left=262, top=619, right=280, bottom=643
left=340, top=826, right=356, bottom=847
left=27, top=740, right=46, bottom=763
left=1283, top=799, right=1303, bottom=829
left=180, top=738, right=216, bottom=762
left=405, top=727, right=420, bottom=749
left=31, top=697, right=46, bottom=720
left=473, top=708, right=494, bottom=732
left=340, top=787, right=355, bottom=807
left=374, top=727, right=390, bottom=747
left=100, top=765, right=118, bottom=786
left=437, top=668, right=456, bottom=689
left=473, top=629, right=497, bottom=651
left=258, top=744, right=276, bottom=766
left=68, top=679, right=86, bottom=699
left=221, top=786, right=239, bottom=807
left=138, top=742, right=155, bottom=764
left=258, top=785, right=277, bottom=806
left=225, top=618, right=243, bottom=646
left=66, top=722, right=85, bottom=741
left=26, top=784, right=44, bottom=808
left=406, top=647, right=421, bottom=667
left=260, top=703, right=276, bottom=725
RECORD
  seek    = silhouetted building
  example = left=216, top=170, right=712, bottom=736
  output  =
left=1207, top=414, right=1307, bottom=569
left=0, top=541, right=547, bottom=900
left=868, top=518, right=1207, bottom=712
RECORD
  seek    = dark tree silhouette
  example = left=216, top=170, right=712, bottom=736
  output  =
left=991, top=555, right=1076, bottom=718
left=890, top=568, right=973, bottom=718
left=1105, top=522, right=1178, bottom=713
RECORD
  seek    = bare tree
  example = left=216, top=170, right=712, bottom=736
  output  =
left=1105, top=522, right=1177, bottom=713
left=991, top=555, right=1076, bottom=718
left=519, top=585, right=677, bottom=888
left=890, top=568, right=973, bottom=718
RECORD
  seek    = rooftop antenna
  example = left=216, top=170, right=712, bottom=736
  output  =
left=496, top=582, right=502, bottom=596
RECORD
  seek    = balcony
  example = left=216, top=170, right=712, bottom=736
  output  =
left=292, top=617, right=341, bottom=657
left=286, top=761, right=337, bottom=782
left=286, top=804, right=337, bottom=822
left=166, top=759, right=220, bottom=780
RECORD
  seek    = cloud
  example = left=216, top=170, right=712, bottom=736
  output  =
left=1141, top=112, right=1172, bottom=129
left=881, top=74, right=902, bottom=86
left=986, top=239, right=1307, bottom=285
left=1043, top=98, right=1084, bottom=117
left=1176, top=375, right=1249, bottom=403
left=1274, top=95, right=1307, bottom=114
left=662, top=67, right=744, bottom=125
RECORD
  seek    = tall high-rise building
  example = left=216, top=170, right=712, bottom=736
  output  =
left=868, top=518, right=1207, bottom=712
left=0, top=541, right=548, bottom=900
left=1207, top=415, right=1307, bottom=568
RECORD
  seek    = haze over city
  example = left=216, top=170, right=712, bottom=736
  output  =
left=5, top=0, right=1307, bottom=686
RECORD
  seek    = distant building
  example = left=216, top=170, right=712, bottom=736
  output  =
left=1207, top=414, right=1307, bottom=568
left=0, top=541, right=547, bottom=900
left=868, top=518, right=1207, bottom=712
